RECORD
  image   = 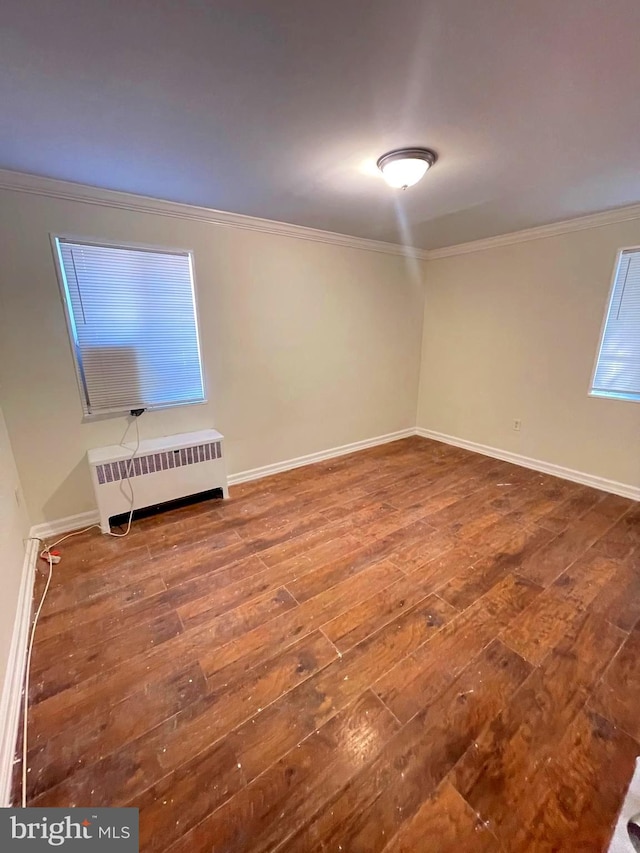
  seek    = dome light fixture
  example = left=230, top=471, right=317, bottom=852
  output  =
left=376, top=147, right=437, bottom=190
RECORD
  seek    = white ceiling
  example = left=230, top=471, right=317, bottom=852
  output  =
left=2, top=0, right=639, bottom=250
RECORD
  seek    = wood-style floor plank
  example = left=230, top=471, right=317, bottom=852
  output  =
left=500, top=551, right=620, bottom=666
left=17, top=437, right=640, bottom=852
left=380, top=780, right=499, bottom=853
left=450, top=610, right=627, bottom=841
left=276, top=639, right=530, bottom=853
left=201, top=558, right=405, bottom=689
left=589, top=619, right=640, bottom=742
left=31, top=632, right=337, bottom=808
left=229, top=592, right=460, bottom=784
left=373, top=573, right=541, bottom=723
left=508, top=709, right=639, bottom=852
left=167, top=690, right=399, bottom=853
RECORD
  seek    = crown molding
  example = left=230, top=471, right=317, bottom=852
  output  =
left=2, top=167, right=639, bottom=262
left=0, top=168, right=430, bottom=261
left=426, top=203, right=640, bottom=259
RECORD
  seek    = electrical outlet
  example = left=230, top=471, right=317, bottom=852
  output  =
left=513, top=419, right=522, bottom=432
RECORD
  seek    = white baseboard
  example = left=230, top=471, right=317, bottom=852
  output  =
left=28, top=425, right=637, bottom=541
left=27, top=430, right=416, bottom=537
left=227, top=428, right=416, bottom=487
left=0, top=538, right=38, bottom=806
left=29, top=510, right=100, bottom=542
left=415, top=427, right=640, bottom=501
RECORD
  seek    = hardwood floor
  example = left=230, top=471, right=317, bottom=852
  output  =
left=15, top=436, right=640, bottom=851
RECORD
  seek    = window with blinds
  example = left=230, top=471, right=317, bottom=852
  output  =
left=53, top=237, right=205, bottom=416
left=591, top=248, right=640, bottom=403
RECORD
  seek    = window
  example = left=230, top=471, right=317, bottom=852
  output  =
left=53, top=237, right=205, bottom=416
left=591, top=248, right=640, bottom=403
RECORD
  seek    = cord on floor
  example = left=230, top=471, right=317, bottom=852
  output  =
left=20, top=415, right=141, bottom=806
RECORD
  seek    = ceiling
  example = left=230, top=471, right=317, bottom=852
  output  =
left=1, top=0, right=639, bottom=250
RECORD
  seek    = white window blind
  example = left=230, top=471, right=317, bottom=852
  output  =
left=54, top=237, right=205, bottom=415
left=591, top=248, right=640, bottom=403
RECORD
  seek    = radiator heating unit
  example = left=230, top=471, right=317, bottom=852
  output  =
left=88, top=429, right=228, bottom=533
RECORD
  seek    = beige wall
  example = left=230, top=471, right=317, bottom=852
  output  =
left=0, top=190, right=424, bottom=525
left=0, top=402, right=28, bottom=692
left=2, top=182, right=639, bottom=528
left=417, top=222, right=640, bottom=490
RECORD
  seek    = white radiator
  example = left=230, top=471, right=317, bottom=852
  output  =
left=87, top=428, right=228, bottom=533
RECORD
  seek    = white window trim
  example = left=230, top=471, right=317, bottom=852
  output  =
left=50, top=233, right=208, bottom=420
left=588, top=244, right=640, bottom=405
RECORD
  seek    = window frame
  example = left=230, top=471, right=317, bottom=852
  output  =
left=589, top=244, right=640, bottom=405
left=50, top=233, right=208, bottom=420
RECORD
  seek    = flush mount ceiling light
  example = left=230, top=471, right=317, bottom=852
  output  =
left=376, top=147, right=437, bottom=190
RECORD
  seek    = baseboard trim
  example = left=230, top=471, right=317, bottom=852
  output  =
left=0, top=538, right=38, bottom=806
left=415, top=428, right=640, bottom=501
left=29, top=426, right=637, bottom=539
left=28, top=430, right=416, bottom=537
left=29, top=510, right=100, bottom=542
left=227, top=429, right=416, bottom=487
